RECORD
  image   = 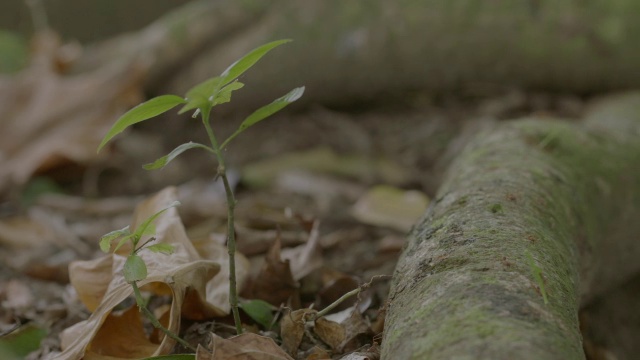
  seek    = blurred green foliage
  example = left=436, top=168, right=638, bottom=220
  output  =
left=0, top=30, right=27, bottom=73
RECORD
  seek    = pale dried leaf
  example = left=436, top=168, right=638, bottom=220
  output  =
left=351, top=185, right=430, bottom=232
left=188, top=225, right=250, bottom=318
left=57, top=187, right=225, bottom=360
left=281, top=220, right=322, bottom=281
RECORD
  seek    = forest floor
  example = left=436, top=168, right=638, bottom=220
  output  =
left=0, top=89, right=635, bottom=359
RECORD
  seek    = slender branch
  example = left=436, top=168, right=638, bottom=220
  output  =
left=201, top=111, right=243, bottom=335
left=130, top=281, right=196, bottom=352
left=315, top=275, right=391, bottom=319
left=135, top=236, right=156, bottom=253
left=316, top=287, right=361, bottom=319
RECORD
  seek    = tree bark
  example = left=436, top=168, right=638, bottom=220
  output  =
left=381, top=93, right=640, bottom=359
left=75, top=0, right=640, bottom=111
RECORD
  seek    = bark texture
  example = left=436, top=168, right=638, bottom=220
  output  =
left=381, top=93, right=640, bottom=359
left=76, top=0, right=640, bottom=111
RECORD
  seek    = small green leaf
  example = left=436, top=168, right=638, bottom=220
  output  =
left=240, top=299, right=275, bottom=329
left=143, top=142, right=214, bottom=170
left=133, top=201, right=181, bottom=239
left=213, top=80, right=244, bottom=106
left=99, top=226, right=131, bottom=253
left=98, top=95, right=186, bottom=152
left=124, top=254, right=148, bottom=282
left=221, top=87, right=304, bottom=149
left=113, top=234, right=135, bottom=253
left=140, top=223, right=156, bottom=238
left=220, top=39, right=291, bottom=85
left=145, top=243, right=175, bottom=255
left=179, top=76, right=223, bottom=115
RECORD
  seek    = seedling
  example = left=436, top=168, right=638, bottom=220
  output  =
left=98, top=39, right=304, bottom=337
left=98, top=201, right=195, bottom=350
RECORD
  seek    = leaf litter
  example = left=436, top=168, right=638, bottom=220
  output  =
left=0, top=29, right=456, bottom=360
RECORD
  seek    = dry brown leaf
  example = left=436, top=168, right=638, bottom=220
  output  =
left=314, top=317, right=345, bottom=352
left=334, top=310, right=372, bottom=353
left=248, top=236, right=300, bottom=308
left=0, top=30, right=144, bottom=192
left=196, top=333, right=294, bottom=360
left=280, top=309, right=310, bottom=357
left=305, top=346, right=332, bottom=359
left=56, top=187, right=249, bottom=360
left=281, top=220, right=323, bottom=281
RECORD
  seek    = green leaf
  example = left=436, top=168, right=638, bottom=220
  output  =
left=140, top=223, right=156, bottom=238
left=179, top=76, right=223, bottom=115
left=143, top=142, right=214, bottom=170
left=124, top=254, right=147, bottom=282
left=220, top=39, right=291, bottom=85
left=221, top=87, right=304, bottom=149
left=213, top=80, right=244, bottom=106
left=98, top=95, right=186, bottom=152
left=99, top=226, right=131, bottom=253
left=133, top=201, right=181, bottom=240
left=240, top=299, right=275, bottom=329
left=0, top=324, right=47, bottom=359
left=145, top=243, right=175, bottom=255
left=113, top=234, right=135, bottom=253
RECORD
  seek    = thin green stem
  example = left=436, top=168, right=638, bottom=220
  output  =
left=130, top=281, right=196, bottom=352
left=315, top=287, right=361, bottom=319
left=314, top=275, right=392, bottom=319
left=201, top=111, right=243, bottom=335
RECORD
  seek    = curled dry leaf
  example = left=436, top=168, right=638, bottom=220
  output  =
left=196, top=333, right=293, bottom=360
left=280, top=309, right=309, bottom=357
left=247, top=236, right=300, bottom=308
left=57, top=187, right=249, bottom=360
left=281, top=220, right=323, bottom=281
left=280, top=308, right=350, bottom=356
left=313, top=317, right=346, bottom=352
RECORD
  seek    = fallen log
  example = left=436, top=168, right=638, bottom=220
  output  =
left=382, top=93, right=640, bottom=359
left=74, top=0, right=640, bottom=112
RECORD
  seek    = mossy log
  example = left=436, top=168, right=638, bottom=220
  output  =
left=381, top=93, right=640, bottom=359
left=76, top=0, right=640, bottom=111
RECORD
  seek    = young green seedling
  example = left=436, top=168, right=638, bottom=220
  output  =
left=99, top=201, right=195, bottom=350
left=98, top=39, right=304, bottom=335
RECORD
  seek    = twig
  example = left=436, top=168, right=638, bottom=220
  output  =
left=315, top=275, right=392, bottom=319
